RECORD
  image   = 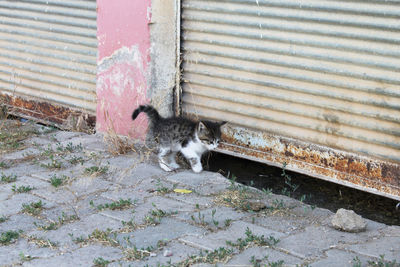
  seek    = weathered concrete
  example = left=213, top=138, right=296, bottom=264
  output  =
left=1, top=122, right=399, bottom=267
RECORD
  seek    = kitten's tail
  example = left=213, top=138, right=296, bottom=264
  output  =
left=132, top=105, right=160, bottom=122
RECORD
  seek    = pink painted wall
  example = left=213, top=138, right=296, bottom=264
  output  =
left=96, top=0, right=151, bottom=138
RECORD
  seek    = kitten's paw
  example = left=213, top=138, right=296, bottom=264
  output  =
left=192, top=164, right=203, bottom=173
left=159, top=161, right=174, bottom=172
left=169, top=162, right=180, bottom=170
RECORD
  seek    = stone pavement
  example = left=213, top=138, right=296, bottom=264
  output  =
left=0, top=121, right=399, bottom=267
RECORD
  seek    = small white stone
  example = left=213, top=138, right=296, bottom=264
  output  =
left=163, top=249, right=173, bottom=257
left=331, top=208, right=367, bottom=233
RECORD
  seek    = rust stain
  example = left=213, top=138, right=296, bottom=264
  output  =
left=220, top=125, right=400, bottom=200
left=0, top=93, right=95, bottom=130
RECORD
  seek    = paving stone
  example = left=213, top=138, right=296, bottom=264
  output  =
left=100, top=209, right=136, bottom=223
left=67, top=176, right=114, bottom=197
left=180, top=221, right=285, bottom=251
left=227, top=246, right=303, bottom=266
left=0, top=193, right=53, bottom=217
left=1, top=163, right=38, bottom=177
left=24, top=136, right=54, bottom=147
left=111, top=163, right=169, bottom=186
left=0, top=214, right=40, bottom=233
left=291, top=205, right=334, bottom=224
left=127, top=196, right=195, bottom=226
left=0, top=190, right=10, bottom=201
left=165, top=171, right=224, bottom=188
left=12, top=175, right=50, bottom=190
left=100, top=186, right=149, bottom=205
left=177, top=206, right=246, bottom=230
left=30, top=168, right=81, bottom=183
left=26, top=213, right=122, bottom=252
left=52, top=131, right=85, bottom=142
left=32, top=187, right=77, bottom=205
left=278, top=224, right=384, bottom=259
left=344, top=236, right=400, bottom=262
left=23, top=244, right=123, bottom=267
left=117, top=218, right=206, bottom=249
left=195, top=182, right=231, bottom=196
left=134, top=176, right=176, bottom=194
left=73, top=194, right=112, bottom=218
left=310, top=249, right=374, bottom=267
left=247, top=213, right=310, bottom=234
left=0, top=239, right=59, bottom=266
left=168, top=192, right=214, bottom=208
left=379, top=225, right=400, bottom=237
left=2, top=147, right=41, bottom=161
left=141, top=240, right=199, bottom=266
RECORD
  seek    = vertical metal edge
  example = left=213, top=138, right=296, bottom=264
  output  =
left=174, top=0, right=182, bottom=116
left=0, top=93, right=96, bottom=130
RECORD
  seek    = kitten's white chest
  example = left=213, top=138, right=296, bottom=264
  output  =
left=184, top=140, right=207, bottom=156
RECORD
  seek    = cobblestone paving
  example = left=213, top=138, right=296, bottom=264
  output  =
left=0, top=121, right=399, bottom=267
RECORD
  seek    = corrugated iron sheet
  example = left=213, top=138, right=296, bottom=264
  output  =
left=0, top=0, right=97, bottom=116
left=180, top=0, right=400, bottom=199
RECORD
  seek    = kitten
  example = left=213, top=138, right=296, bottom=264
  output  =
left=132, top=105, right=226, bottom=173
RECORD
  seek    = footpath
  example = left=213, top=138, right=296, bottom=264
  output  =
left=0, top=120, right=399, bottom=267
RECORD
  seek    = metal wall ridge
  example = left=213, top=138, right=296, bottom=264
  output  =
left=182, top=22, right=400, bottom=58
left=0, top=18, right=96, bottom=39
left=182, top=96, right=400, bottom=151
left=0, top=35, right=97, bottom=56
left=0, top=2, right=96, bottom=20
left=183, top=1, right=400, bottom=31
left=209, top=0, right=400, bottom=17
left=183, top=70, right=400, bottom=124
left=183, top=45, right=400, bottom=85
left=0, top=43, right=95, bottom=66
left=0, top=27, right=97, bottom=48
left=0, top=9, right=96, bottom=29
left=182, top=10, right=400, bottom=44
left=182, top=35, right=399, bottom=71
left=18, top=0, right=97, bottom=10
left=183, top=55, right=400, bottom=107
left=182, top=81, right=400, bottom=137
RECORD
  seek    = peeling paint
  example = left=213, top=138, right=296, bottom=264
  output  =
left=96, top=0, right=151, bottom=138
left=96, top=46, right=149, bottom=137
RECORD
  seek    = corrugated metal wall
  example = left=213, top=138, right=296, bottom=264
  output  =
left=0, top=0, right=97, bottom=114
left=180, top=0, right=400, bottom=163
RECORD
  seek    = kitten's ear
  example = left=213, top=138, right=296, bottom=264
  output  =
left=197, top=121, right=207, bottom=132
left=219, top=121, right=227, bottom=127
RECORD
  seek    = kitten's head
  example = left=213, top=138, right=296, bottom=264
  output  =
left=196, top=120, right=227, bottom=150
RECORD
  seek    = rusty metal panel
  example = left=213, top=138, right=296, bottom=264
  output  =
left=0, top=0, right=97, bottom=121
left=180, top=0, right=400, bottom=199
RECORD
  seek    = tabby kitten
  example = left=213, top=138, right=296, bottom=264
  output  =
left=132, top=105, right=226, bottom=173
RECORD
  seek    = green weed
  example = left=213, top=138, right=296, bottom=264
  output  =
left=94, top=199, right=133, bottom=211
left=40, top=155, right=63, bottom=169
left=21, top=200, right=44, bottom=216
left=84, top=165, right=108, bottom=175
left=0, top=230, right=21, bottom=245
left=12, top=184, right=34, bottom=193
left=367, top=255, right=399, bottom=267
left=49, top=174, right=70, bottom=187
left=1, top=173, right=17, bottom=183
left=93, top=257, right=111, bottom=267
left=0, top=216, right=7, bottom=223
left=226, top=227, right=280, bottom=251
left=181, top=247, right=234, bottom=265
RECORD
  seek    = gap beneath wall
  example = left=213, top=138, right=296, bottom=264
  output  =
left=205, top=152, right=400, bottom=226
